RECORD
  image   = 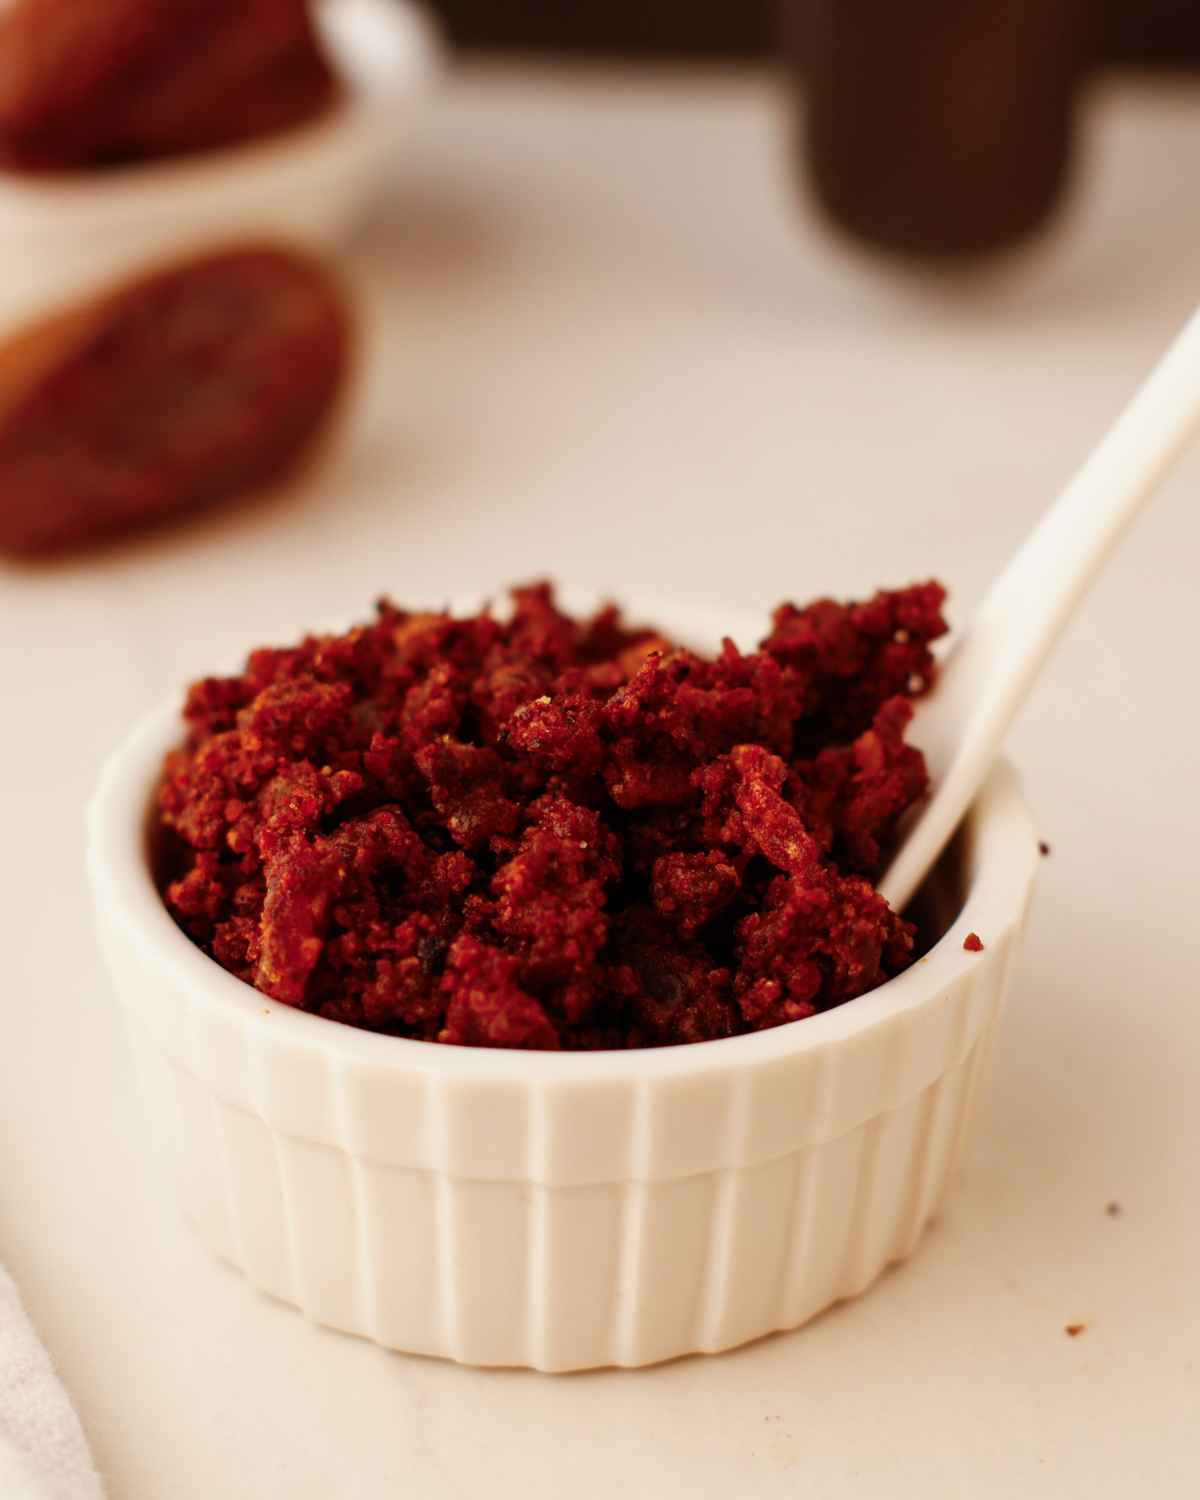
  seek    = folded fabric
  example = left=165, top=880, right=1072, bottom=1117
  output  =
left=0, top=1265, right=104, bottom=1500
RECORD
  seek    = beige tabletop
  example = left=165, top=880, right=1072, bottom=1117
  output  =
left=2, top=63, right=1198, bottom=1499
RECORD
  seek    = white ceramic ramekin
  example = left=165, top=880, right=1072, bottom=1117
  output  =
left=0, top=0, right=439, bottom=331
left=87, top=605, right=1040, bottom=1371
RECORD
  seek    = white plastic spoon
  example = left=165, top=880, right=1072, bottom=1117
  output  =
left=880, top=304, right=1200, bottom=913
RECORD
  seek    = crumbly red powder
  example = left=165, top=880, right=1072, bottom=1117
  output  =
left=963, top=932, right=985, bottom=953
left=157, top=582, right=947, bottom=1050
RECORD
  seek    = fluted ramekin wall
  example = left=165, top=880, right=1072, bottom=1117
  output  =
left=117, top=970, right=1008, bottom=1369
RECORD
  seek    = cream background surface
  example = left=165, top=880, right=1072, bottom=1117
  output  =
left=2, top=64, right=1197, bottom=1499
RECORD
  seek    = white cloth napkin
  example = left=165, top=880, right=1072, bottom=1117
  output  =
left=0, top=1267, right=104, bottom=1500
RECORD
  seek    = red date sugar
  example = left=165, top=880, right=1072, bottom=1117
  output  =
left=157, top=582, right=947, bottom=1050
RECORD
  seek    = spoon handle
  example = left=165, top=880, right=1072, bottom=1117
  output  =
left=881, top=304, right=1200, bottom=912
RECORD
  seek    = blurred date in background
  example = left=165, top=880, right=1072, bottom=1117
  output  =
left=0, top=0, right=1194, bottom=560
left=427, top=0, right=1200, bottom=257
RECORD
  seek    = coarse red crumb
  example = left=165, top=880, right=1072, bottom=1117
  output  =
left=157, top=581, right=947, bottom=1050
left=963, top=932, right=984, bottom=953
left=1039, top=841, right=1052, bottom=857
left=1064, top=1323, right=1086, bottom=1338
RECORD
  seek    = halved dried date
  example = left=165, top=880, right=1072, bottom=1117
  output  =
left=0, top=244, right=351, bottom=556
left=0, top=0, right=337, bottom=172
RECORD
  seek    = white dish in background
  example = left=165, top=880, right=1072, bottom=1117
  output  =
left=0, top=0, right=439, bottom=332
left=87, top=601, right=1041, bottom=1371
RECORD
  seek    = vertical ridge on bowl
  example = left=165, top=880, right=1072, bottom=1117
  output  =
left=524, top=1180, right=548, bottom=1370
left=522, top=1091, right=547, bottom=1369
left=611, top=1085, right=649, bottom=1367
left=944, top=952, right=1010, bottom=1195
left=890, top=1080, right=943, bottom=1262
left=255, top=1037, right=305, bottom=1311
left=839, top=1110, right=888, bottom=1298
left=611, top=1179, right=643, bottom=1368
left=345, top=1157, right=378, bottom=1343
left=905, top=990, right=978, bottom=1253
left=695, top=1165, right=739, bottom=1353
left=777, top=1142, right=819, bottom=1333
left=432, top=1148, right=461, bottom=1362
left=710, top=1153, right=797, bottom=1353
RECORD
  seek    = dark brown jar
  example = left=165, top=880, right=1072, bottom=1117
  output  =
left=785, top=0, right=1091, bottom=258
